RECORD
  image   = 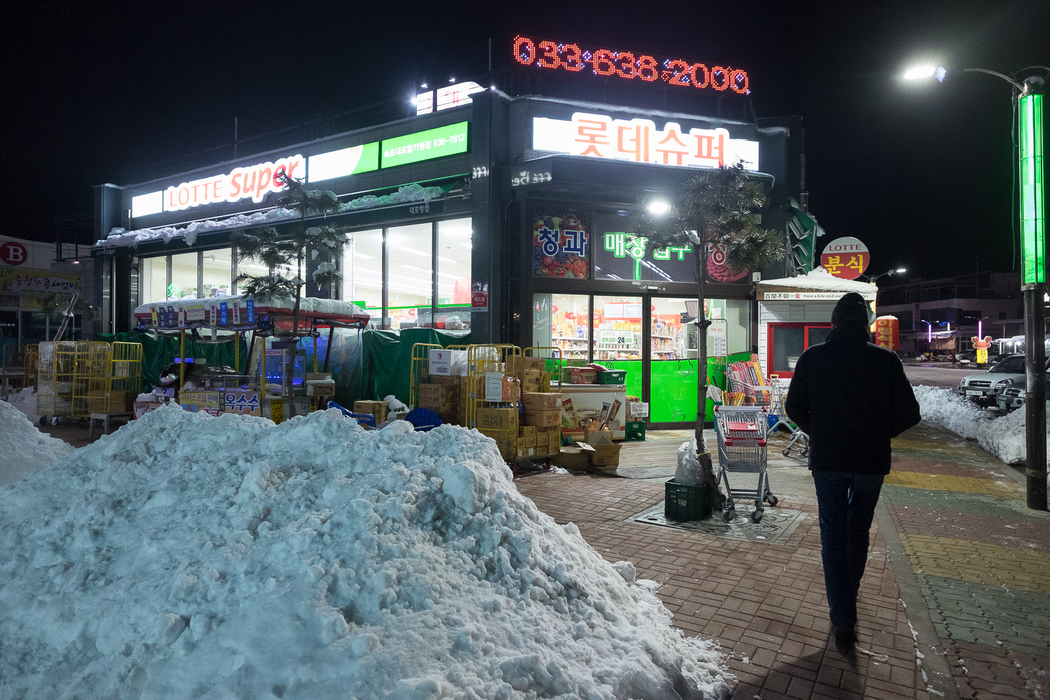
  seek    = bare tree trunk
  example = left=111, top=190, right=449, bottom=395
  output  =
left=693, top=239, right=725, bottom=513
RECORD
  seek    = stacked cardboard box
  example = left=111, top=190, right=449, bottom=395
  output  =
left=521, top=391, right=562, bottom=429
left=419, top=375, right=466, bottom=424
left=516, top=425, right=563, bottom=457
left=353, top=400, right=389, bottom=424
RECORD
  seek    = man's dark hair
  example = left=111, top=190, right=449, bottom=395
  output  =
left=831, top=292, right=871, bottom=328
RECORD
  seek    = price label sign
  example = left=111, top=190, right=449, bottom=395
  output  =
left=429, top=349, right=452, bottom=376
left=484, top=372, right=505, bottom=402
left=709, top=320, right=728, bottom=357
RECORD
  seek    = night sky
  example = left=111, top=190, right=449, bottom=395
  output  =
left=5, top=1, right=1048, bottom=281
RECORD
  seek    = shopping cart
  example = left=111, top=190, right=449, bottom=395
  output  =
left=767, top=376, right=809, bottom=458
left=713, top=405, right=778, bottom=523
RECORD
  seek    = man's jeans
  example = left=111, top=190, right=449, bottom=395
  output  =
left=812, top=471, right=885, bottom=631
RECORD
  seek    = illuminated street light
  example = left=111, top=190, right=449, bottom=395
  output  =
left=647, top=200, right=671, bottom=215
left=861, top=267, right=907, bottom=284
left=904, top=62, right=1047, bottom=510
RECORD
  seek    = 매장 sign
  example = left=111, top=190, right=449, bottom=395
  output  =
left=820, top=237, right=869, bottom=280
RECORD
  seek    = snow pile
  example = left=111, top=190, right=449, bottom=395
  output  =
left=5, top=386, right=41, bottom=424
left=0, top=399, right=74, bottom=486
left=0, top=406, right=730, bottom=699
left=758, top=266, right=875, bottom=296
left=913, top=385, right=1033, bottom=466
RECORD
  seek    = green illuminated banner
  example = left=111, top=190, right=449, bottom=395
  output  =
left=1019, top=92, right=1045, bottom=285
left=381, top=122, right=469, bottom=168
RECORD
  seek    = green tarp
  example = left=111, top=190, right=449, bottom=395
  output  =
left=93, top=331, right=248, bottom=393
left=361, top=327, right=471, bottom=404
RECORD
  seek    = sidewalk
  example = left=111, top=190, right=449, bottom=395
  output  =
left=516, top=422, right=1050, bottom=700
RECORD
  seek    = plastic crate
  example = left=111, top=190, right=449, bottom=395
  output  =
left=664, top=480, right=711, bottom=521
left=596, top=370, right=627, bottom=384
left=625, top=420, right=647, bottom=441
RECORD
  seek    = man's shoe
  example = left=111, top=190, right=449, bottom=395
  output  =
left=832, top=626, right=856, bottom=656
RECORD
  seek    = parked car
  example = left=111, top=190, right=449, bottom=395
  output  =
left=996, top=377, right=1050, bottom=412
left=955, top=352, right=976, bottom=365
left=956, top=354, right=1045, bottom=406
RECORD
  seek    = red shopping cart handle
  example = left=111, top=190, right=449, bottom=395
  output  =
left=724, top=438, right=766, bottom=446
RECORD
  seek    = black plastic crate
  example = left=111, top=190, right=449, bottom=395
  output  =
left=664, top=480, right=711, bottom=521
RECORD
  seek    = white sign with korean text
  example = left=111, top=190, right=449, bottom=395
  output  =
left=533, top=112, right=759, bottom=170
left=484, top=372, right=505, bottom=402
left=709, top=319, right=728, bottom=357
left=429, top=349, right=452, bottom=376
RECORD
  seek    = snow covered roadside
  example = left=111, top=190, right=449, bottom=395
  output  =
left=5, top=386, right=41, bottom=424
left=913, top=385, right=1030, bottom=465
left=0, top=405, right=731, bottom=699
left=0, top=399, right=74, bottom=486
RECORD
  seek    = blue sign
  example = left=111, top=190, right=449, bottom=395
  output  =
left=220, top=302, right=228, bottom=325
left=166, top=306, right=176, bottom=328
left=246, top=300, right=255, bottom=323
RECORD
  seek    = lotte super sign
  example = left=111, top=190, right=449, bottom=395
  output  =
left=820, top=237, right=869, bottom=280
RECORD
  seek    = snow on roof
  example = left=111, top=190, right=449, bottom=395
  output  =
left=757, top=266, right=877, bottom=299
left=95, top=184, right=448, bottom=251
left=0, top=408, right=730, bottom=698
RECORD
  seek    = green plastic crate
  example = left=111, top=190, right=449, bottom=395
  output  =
left=664, top=480, right=711, bottom=521
left=596, top=370, right=627, bottom=384
left=625, top=420, right=647, bottom=441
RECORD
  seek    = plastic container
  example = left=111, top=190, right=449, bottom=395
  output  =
left=625, top=420, right=647, bottom=441
left=596, top=370, right=627, bottom=385
left=664, top=480, right=711, bottom=521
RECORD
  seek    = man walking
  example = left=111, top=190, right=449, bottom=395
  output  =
left=785, top=292, right=921, bottom=655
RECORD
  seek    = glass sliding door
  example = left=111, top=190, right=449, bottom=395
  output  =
left=534, top=293, right=590, bottom=361
left=648, top=297, right=700, bottom=423
left=591, top=294, right=643, bottom=400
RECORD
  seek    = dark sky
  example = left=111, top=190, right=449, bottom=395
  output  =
left=5, top=1, right=1048, bottom=280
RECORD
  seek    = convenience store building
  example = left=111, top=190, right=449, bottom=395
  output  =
left=92, top=82, right=808, bottom=428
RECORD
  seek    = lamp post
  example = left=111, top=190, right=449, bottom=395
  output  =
left=905, top=64, right=1047, bottom=510
left=860, top=267, right=907, bottom=284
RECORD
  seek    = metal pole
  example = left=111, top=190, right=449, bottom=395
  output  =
left=1023, top=286, right=1047, bottom=509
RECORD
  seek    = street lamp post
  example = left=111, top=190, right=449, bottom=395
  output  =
left=905, top=64, right=1047, bottom=510
left=860, top=267, right=907, bottom=284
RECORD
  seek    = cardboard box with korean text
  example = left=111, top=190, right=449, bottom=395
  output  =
left=581, top=429, right=621, bottom=467
left=521, top=392, right=561, bottom=411
left=524, top=410, right=561, bottom=428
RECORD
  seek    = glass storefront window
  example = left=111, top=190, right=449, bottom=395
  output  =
left=201, top=249, right=232, bottom=298
left=142, top=256, right=167, bottom=304
left=592, top=295, right=643, bottom=362
left=768, top=323, right=831, bottom=376
left=236, top=253, right=301, bottom=297
left=534, top=293, right=590, bottom=361
left=387, top=223, right=432, bottom=329
left=436, top=219, right=471, bottom=330
left=342, top=229, right=382, bottom=326
left=170, top=252, right=198, bottom=300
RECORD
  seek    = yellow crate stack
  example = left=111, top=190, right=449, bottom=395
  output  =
left=109, top=342, right=142, bottom=413
left=466, top=344, right=521, bottom=461
left=72, top=341, right=114, bottom=417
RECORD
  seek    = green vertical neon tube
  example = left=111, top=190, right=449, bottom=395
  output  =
left=1019, top=92, right=1045, bottom=285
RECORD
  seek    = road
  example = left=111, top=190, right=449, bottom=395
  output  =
left=902, top=362, right=975, bottom=389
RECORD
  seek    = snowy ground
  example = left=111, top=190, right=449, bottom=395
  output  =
left=913, top=385, right=1035, bottom=466
left=0, top=403, right=730, bottom=699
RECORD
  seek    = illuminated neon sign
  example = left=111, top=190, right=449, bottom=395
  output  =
left=513, top=35, right=749, bottom=94
left=162, top=155, right=306, bottom=213
left=381, top=122, right=469, bottom=168
left=533, top=112, right=759, bottom=169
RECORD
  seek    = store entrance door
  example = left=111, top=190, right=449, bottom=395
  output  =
left=647, top=297, right=702, bottom=424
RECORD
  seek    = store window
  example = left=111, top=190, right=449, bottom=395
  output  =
left=436, top=219, right=471, bottom=330
left=170, top=252, right=198, bottom=299
left=201, top=249, right=233, bottom=298
left=531, top=209, right=590, bottom=279
left=387, top=223, right=433, bottom=329
left=141, top=256, right=167, bottom=304
left=592, top=295, right=643, bottom=361
left=341, top=228, right=382, bottom=326
left=592, top=208, right=694, bottom=283
left=768, top=323, right=831, bottom=377
left=533, top=293, right=590, bottom=361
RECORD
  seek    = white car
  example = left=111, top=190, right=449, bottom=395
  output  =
left=956, top=355, right=1042, bottom=407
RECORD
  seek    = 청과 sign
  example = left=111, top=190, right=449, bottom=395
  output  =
left=820, top=237, right=869, bottom=280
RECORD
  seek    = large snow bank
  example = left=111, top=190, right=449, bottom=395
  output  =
left=913, top=385, right=1033, bottom=466
left=5, top=386, right=41, bottom=424
left=0, top=406, right=730, bottom=699
left=0, top=399, right=74, bottom=486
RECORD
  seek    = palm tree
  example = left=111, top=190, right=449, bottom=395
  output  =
left=631, top=164, right=785, bottom=511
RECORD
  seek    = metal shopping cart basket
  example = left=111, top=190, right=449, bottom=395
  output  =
left=713, top=405, right=778, bottom=523
left=767, top=376, right=809, bottom=458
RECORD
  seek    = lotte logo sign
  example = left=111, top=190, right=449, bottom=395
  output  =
left=820, top=236, right=869, bottom=280
left=1, top=241, right=28, bottom=266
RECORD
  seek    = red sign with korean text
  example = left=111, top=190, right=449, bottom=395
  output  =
left=874, top=316, right=899, bottom=352
left=820, top=237, right=870, bottom=280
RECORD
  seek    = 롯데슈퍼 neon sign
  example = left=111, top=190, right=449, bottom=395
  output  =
left=513, top=35, right=749, bottom=94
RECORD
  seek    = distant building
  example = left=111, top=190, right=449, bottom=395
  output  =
left=875, top=272, right=1024, bottom=355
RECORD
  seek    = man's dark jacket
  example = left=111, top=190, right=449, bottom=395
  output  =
left=784, top=326, right=921, bottom=474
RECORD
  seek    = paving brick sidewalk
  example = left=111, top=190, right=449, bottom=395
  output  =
left=516, top=421, right=1050, bottom=699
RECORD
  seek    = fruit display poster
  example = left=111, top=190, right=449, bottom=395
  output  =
left=532, top=212, right=590, bottom=278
